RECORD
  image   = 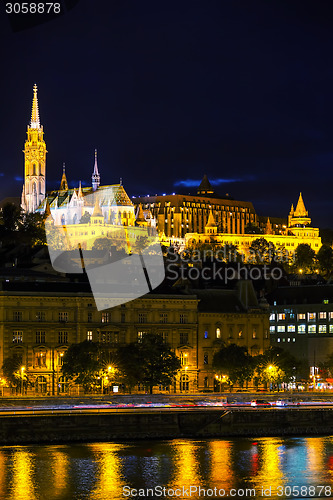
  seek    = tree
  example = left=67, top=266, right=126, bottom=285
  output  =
left=61, top=341, right=102, bottom=391
left=212, top=344, right=254, bottom=390
left=79, top=211, right=91, bottom=224
left=317, top=245, right=333, bottom=276
left=2, top=353, right=28, bottom=390
left=248, top=238, right=275, bottom=264
left=253, top=346, right=301, bottom=390
left=118, top=334, right=181, bottom=394
left=245, top=223, right=262, bottom=234
left=293, top=243, right=316, bottom=272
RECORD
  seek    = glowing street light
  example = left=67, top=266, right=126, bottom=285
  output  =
left=21, top=366, right=25, bottom=396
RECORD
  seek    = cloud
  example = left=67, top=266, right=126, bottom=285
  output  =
left=174, top=176, right=255, bottom=187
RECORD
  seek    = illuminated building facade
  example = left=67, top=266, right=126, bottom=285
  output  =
left=21, top=85, right=137, bottom=230
left=267, top=285, right=333, bottom=384
left=21, top=84, right=47, bottom=213
left=0, top=279, right=269, bottom=394
left=185, top=193, right=322, bottom=257
left=133, top=175, right=257, bottom=240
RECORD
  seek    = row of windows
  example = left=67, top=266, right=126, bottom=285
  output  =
left=270, top=324, right=333, bottom=334
left=213, top=327, right=262, bottom=339
left=13, top=331, right=69, bottom=344
left=271, top=312, right=332, bottom=322
left=12, top=311, right=189, bottom=324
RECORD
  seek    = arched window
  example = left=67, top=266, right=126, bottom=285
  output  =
left=216, top=327, right=221, bottom=339
left=35, top=375, right=47, bottom=394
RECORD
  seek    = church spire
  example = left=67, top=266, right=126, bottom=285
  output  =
left=30, top=83, right=40, bottom=129
left=92, top=149, right=100, bottom=191
left=60, top=163, right=68, bottom=191
left=294, top=192, right=308, bottom=217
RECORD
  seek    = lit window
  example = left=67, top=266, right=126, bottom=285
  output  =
left=269, top=313, right=276, bottom=321
left=298, top=313, right=306, bottom=320
left=13, top=331, right=23, bottom=343
left=330, top=325, right=333, bottom=333
left=137, top=331, right=145, bottom=343
left=287, top=325, right=295, bottom=332
left=308, top=313, right=316, bottom=321
left=87, top=331, right=93, bottom=341
left=277, top=313, right=285, bottom=321
left=298, top=324, right=306, bottom=334
left=180, top=352, right=189, bottom=366
left=292, top=338, right=296, bottom=342
left=270, top=326, right=275, bottom=333
left=319, top=312, right=327, bottom=319
left=277, top=338, right=280, bottom=342
left=323, top=299, right=329, bottom=304
left=216, top=328, right=221, bottom=339
left=252, top=329, right=257, bottom=339
left=329, top=312, right=333, bottom=320
left=277, top=326, right=285, bottom=332
left=204, top=331, right=208, bottom=339
left=101, top=312, right=110, bottom=323
left=308, top=325, right=316, bottom=334
left=319, top=325, right=327, bottom=334
left=35, top=352, right=46, bottom=367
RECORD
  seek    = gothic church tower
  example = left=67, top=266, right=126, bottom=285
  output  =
left=21, top=84, right=47, bottom=212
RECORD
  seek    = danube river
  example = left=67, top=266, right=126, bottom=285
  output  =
left=0, top=437, right=333, bottom=499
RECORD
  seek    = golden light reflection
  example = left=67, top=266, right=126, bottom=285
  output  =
left=88, top=443, right=125, bottom=500
left=9, top=449, right=36, bottom=500
left=169, top=440, right=199, bottom=491
left=256, top=438, right=283, bottom=492
left=208, top=440, right=232, bottom=489
left=306, top=437, right=324, bottom=474
left=50, top=449, right=69, bottom=496
left=0, top=451, right=7, bottom=498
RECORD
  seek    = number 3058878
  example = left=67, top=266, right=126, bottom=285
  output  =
left=5, top=3, right=61, bottom=14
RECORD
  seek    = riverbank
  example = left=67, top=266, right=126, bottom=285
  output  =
left=0, top=405, right=333, bottom=445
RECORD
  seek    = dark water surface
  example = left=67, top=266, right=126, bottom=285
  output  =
left=0, top=437, right=333, bottom=499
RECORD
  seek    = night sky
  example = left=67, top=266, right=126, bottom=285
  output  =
left=1, top=1, right=333, bottom=226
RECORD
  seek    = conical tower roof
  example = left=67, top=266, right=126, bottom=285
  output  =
left=206, top=210, right=216, bottom=227
left=197, top=175, right=214, bottom=195
left=92, top=197, right=103, bottom=217
left=136, top=203, right=146, bottom=222
left=30, top=84, right=40, bottom=129
left=60, top=163, right=68, bottom=191
left=294, top=192, right=308, bottom=217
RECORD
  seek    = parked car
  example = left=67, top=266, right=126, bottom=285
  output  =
left=251, top=399, right=271, bottom=408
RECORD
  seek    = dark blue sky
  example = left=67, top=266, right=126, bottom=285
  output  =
left=1, top=0, right=333, bottom=226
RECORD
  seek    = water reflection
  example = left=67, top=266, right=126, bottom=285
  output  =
left=0, top=437, right=332, bottom=499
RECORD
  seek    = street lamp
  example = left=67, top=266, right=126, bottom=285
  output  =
left=21, top=366, right=25, bottom=396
